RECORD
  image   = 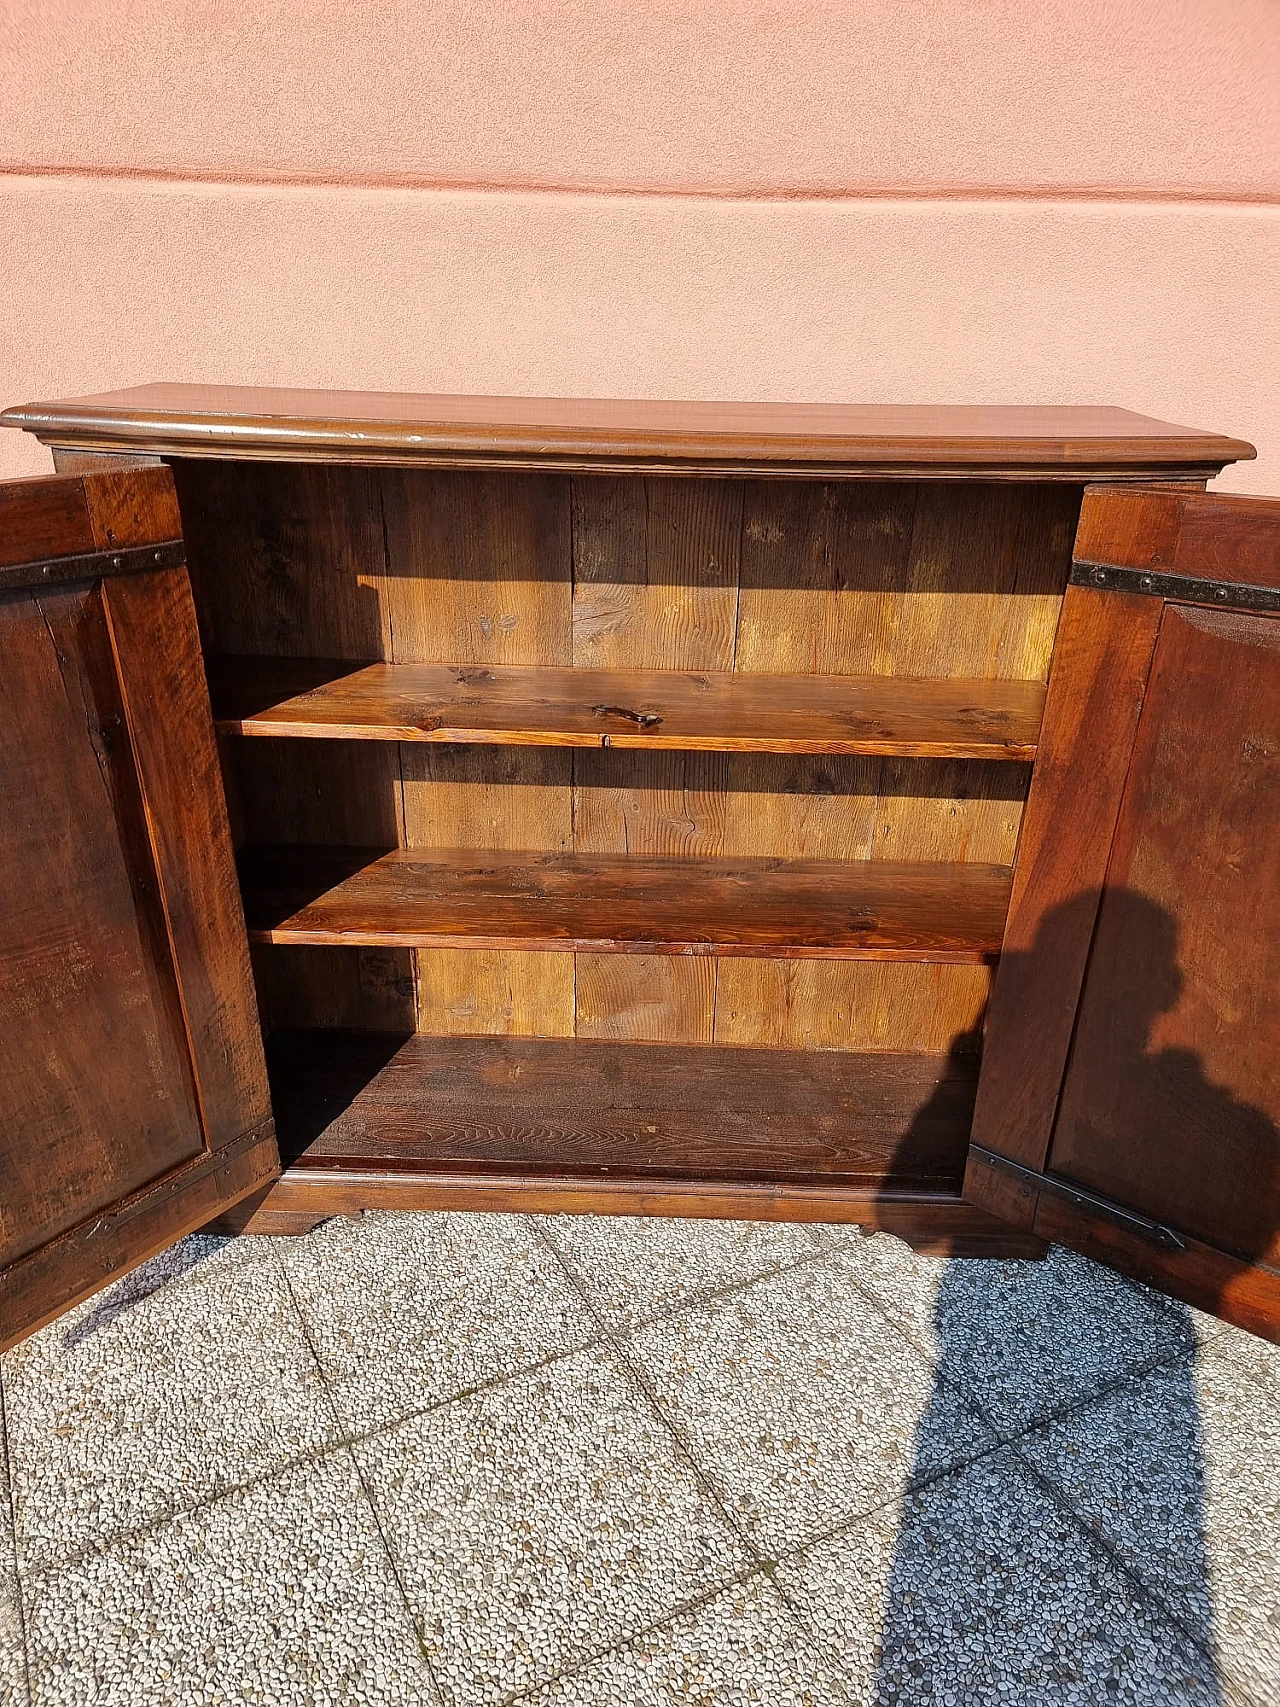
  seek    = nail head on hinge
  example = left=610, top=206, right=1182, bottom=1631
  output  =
left=1092, top=567, right=1107, bottom=584
left=111, top=555, right=123, bottom=570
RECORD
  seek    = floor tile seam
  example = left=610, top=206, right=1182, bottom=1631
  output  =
left=986, top=1339, right=1210, bottom=1456
left=220, top=1249, right=452, bottom=1703
left=532, top=1225, right=836, bottom=1342
left=814, top=1258, right=1010, bottom=1452
left=609, top=1246, right=842, bottom=1342
left=767, top=1430, right=1248, bottom=1707
left=1004, top=1430, right=1231, bottom=1683
left=0, top=1372, right=34, bottom=1706
left=10, top=1327, right=601, bottom=1586
left=526, top=1219, right=778, bottom=1574
left=498, top=1562, right=790, bottom=1707
left=829, top=1249, right=1205, bottom=1444
left=760, top=1427, right=1025, bottom=1577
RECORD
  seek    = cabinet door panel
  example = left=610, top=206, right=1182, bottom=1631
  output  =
left=1051, top=604, right=1279, bottom=1267
left=0, top=470, right=277, bottom=1350
left=966, top=486, right=1280, bottom=1339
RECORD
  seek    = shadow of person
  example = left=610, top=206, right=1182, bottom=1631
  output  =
left=869, top=887, right=1279, bottom=1702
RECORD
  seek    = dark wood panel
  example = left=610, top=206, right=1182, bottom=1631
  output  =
left=266, top=1030, right=975, bottom=1188
left=241, top=845, right=1012, bottom=961
left=175, top=461, right=416, bottom=1034
left=0, top=464, right=181, bottom=569
left=249, top=1166, right=1046, bottom=1255
left=103, top=570, right=273, bottom=1148
left=4, top=1129, right=277, bottom=1354
left=0, top=468, right=279, bottom=1348
left=2, top=388, right=1253, bottom=480
left=966, top=584, right=1163, bottom=1220
left=1075, top=485, right=1280, bottom=589
left=0, top=583, right=205, bottom=1267
left=210, top=656, right=1045, bottom=758
left=1049, top=605, right=1280, bottom=1268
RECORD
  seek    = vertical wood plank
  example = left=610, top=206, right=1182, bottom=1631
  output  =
left=966, top=585, right=1164, bottom=1227
left=380, top=468, right=575, bottom=1034
left=571, top=476, right=743, bottom=1040
left=103, top=569, right=273, bottom=1148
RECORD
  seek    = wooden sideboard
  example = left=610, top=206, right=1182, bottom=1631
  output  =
left=0, top=389, right=1276, bottom=1347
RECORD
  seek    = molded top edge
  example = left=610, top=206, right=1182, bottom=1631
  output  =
left=0, top=385, right=1256, bottom=474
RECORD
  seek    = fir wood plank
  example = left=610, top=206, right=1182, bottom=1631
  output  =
left=240, top=845, right=1010, bottom=961
left=266, top=1030, right=978, bottom=1187
left=210, top=656, right=1045, bottom=759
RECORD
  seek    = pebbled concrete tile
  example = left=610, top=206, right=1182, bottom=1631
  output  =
left=535, top=1211, right=820, bottom=1334
left=22, top=1448, right=439, bottom=1707
left=0, top=1394, right=29, bottom=1707
left=353, top=1342, right=750, bottom=1706
left=522, top=1576, right=849, bottom=1706
left=834, top=1236, right=1197, bottom=1436
left=1020, top=1331, right=1280, bottom=1704
left=1, top=1234, right=338, bottom=1571
left=777, top=1446, right=1229, bottom=1707
left=625, top=1258, right=995, bottom=1556
left=277, top=1211, right=599, bottom=1435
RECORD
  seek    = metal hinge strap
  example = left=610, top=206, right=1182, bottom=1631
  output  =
left=0, top=537, right=186, bottom=595
left=1072, top=560, right=1280, bottom=614
left=970, top=1144, right=1187, bottom=1251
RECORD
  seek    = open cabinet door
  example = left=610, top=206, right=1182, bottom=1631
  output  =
left=965, top=485, right=1279, bottom=1340
left=0, top=469, right=278, bottom=1351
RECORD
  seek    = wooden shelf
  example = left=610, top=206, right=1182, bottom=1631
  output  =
left=240, top=845, right=1010, bottom=962
left=266, top=1030, right=978, bottom=1189
left=210, top=657, right=1044, bottom=760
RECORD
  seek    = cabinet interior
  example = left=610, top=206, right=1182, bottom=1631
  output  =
left=173, top=460, right=1081, bottom=1198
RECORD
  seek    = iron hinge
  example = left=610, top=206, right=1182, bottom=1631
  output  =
left=970, top=1145, right=1187, bottom=1251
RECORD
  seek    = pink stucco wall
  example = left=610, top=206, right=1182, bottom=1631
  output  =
left=2, top=1, right=1277, bottom=488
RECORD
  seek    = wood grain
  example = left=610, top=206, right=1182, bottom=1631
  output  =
left=266, top=1030, right=977, bottom=1189
left=0, top=469, right=278, bottom=1349
left=1050, top=605, right=1280, bottom=1268
left=173, top=462, right=415, bottom=1033
left=4, top=387, right=1254, bottom=480
left=965, top=584, right=1164, bottom=1219
left=0, top=583, right=204, bottom=1267
left=1075, top=484, right=1280, bottom=588
left=102, top=569, right=273, bottom=1150
left=382, top=467, right=575, bottom=1036
left=210, top=656, right=1044, bottom=758
left=256, top=1167, right=1048, bottom=1253
left=241, top=844, right=1011, bottom=960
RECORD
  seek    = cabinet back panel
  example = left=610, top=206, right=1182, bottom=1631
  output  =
left=173, top=461, right=1075, bottom=1050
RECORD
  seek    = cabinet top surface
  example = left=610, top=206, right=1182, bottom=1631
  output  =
left=1, top=385, right=1255, bottom=479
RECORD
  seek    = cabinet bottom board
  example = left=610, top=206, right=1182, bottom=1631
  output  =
left=243, top=1029, right=1045, bottom=1256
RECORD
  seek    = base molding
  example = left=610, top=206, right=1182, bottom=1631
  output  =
left=217, top=1166, right=1046, bottom=1258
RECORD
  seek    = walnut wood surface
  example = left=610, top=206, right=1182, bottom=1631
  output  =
left=0, top=469, right=278, bottom=1350
left=2, top=387, right=1253, bottom=479
left=1050, top=605, right=1280, bottom=1270
left=266, top=1030, right=974, bottom=1186
left=241, top=844, right=1011, bottom=961
left=0, top=463, right=181, bottom=565
left=211, top=656, right=1044, bottom=759
left=1074, top=484, right=1280, bottom=588
left=967, top=486, right=1280, bottom=1336
left=966, top=584, right=1163, bottom=1204
left=250, top=1166, right=1045, bottom=1255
